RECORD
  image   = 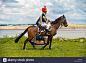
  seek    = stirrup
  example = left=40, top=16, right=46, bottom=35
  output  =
left=45, top=29, right=50, bottom=35
left=38, top=32, right=41, bottom=35
left=46, top=31, right=50, bottom=35
left=46, top=32, right=50, bottom=35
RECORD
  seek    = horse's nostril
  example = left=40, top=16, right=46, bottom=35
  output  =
left=65, top=25, right=68, bottom=27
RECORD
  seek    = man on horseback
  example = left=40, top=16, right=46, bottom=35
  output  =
left=36, top=5, right=51, bottom=35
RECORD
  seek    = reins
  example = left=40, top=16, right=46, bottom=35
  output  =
left=60, top=18, right=66, bottom=27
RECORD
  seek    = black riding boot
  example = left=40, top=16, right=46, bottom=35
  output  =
left=45, top=29, right=50, bottom=35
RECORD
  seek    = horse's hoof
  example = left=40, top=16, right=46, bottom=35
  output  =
left=23, top=49, right=26, bottom=50
left=41, top=48, right=44, bottom=50
left=33, top=47, right=35, bottom=50
left=49, top=48, right=52, bottom=50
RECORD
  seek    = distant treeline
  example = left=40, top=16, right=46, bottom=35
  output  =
left=0, top=24, right=36, bottom=26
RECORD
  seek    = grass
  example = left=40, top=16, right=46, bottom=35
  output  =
left=0, top=36, right=86, bottom=57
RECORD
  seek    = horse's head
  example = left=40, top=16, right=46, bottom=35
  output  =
left=60, top=15, right=68, bottom=27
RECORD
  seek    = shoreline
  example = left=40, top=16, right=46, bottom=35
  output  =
left=0, top=27, right=86, bottom=30
left=0, top=26, right=28, bottom=30
left=58, top=27, right=86, bottom=31
left=0, top=25, right=86, bottom=30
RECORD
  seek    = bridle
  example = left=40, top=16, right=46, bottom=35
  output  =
left=60, top=18, right=66, bottom=27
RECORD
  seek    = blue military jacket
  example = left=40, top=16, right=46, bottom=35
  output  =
left=36, top=12, right=47, bottom=25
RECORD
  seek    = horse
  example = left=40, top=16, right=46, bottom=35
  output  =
left=15, top=15, right=68, bottom=50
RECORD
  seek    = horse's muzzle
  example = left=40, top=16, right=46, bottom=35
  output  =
left=65, top=24, right=68, bottom=27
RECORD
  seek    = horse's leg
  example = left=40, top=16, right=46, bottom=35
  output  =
left=23, top=38, right=35, bottom=50
left=41, top=37, right=49, bottom=50
left=49, top=38, right=52, bottom=50
left=23, top=38, right=28, bottom=50
left=41, top=36, right=53, bottom=50
left=41, top=40, right=49, bottom=50
left=29, top=40, right=35, bottom=49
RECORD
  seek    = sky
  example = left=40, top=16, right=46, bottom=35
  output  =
left=0, top=0, right=86, bottom=24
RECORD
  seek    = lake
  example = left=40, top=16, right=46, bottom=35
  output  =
left=0, top=30, right=86, bottom=39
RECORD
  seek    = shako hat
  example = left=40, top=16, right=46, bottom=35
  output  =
left=42, top=5, right=47, bottom=12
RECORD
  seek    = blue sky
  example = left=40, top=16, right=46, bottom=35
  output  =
left=0, top=0, right=86, bottom=24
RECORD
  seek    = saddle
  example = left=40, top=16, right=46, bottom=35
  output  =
left=37, top=23, right=46, bottom=33
left=37, top=23, right=52, bottom=35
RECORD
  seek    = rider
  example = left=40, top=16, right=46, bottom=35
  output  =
left=36, top=5, right=50, bottom=35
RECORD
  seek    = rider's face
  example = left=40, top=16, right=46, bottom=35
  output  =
left=45, top=11, right=47, bottom=14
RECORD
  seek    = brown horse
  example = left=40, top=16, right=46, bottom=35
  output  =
left=15, top=15, right=68, bottom=50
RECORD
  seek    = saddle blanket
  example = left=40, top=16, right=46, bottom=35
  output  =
left=38, top=25, right=46, bottom=33
left=37, top=23, right=52, bottom=34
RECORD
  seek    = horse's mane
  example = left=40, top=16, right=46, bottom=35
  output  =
left=51, top=16, right=62, bottom=24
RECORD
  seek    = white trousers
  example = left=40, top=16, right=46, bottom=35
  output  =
left=42, top=22, right=50, bottom=30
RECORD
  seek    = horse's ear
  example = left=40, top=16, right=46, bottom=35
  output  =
left=63, top=15, right=65, bottom=18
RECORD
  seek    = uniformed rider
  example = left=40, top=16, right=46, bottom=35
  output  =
left=36, top=5, right=50, bottom=35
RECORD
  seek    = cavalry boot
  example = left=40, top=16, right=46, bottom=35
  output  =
left=38, top=32, right=41, bottom=35
left=45, top=29, right=50, bottom=35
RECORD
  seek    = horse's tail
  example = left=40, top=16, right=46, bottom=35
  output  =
left=15, top=27, right=29, bottom=43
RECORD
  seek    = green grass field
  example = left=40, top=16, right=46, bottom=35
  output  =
left=0, top=36, right=86, bottom=57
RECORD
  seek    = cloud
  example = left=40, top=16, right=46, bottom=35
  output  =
left=0, top=1, right=2, bottom=5
left=0, top=0, right=86, bottom=24
left=46, top=2, right=53, bottom=6
left=0, top=21, right=8, bottom=24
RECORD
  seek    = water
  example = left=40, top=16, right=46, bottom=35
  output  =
left=0, top=30, right=28, bottom=38
left=53, top=30, right=86, bottom=39
left=0, top=30, right=86, bottom=39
